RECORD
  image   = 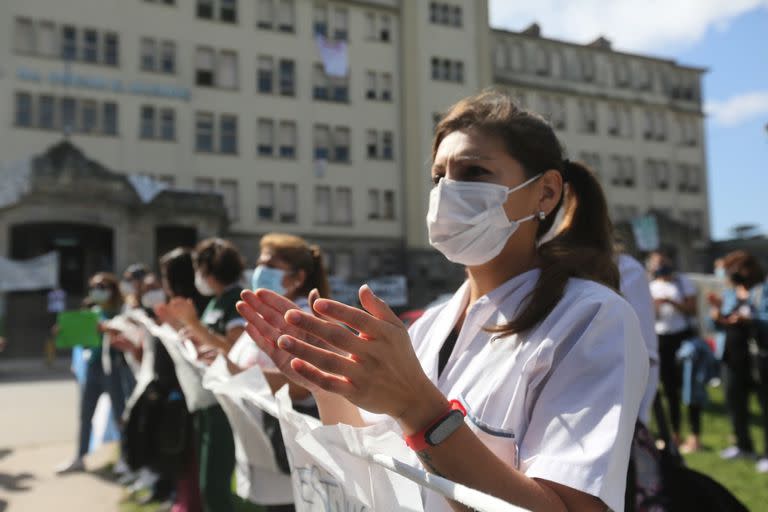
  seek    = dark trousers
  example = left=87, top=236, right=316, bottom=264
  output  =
left=78, top=349, right=136, bottom=457
left=195, top=405, right=235, bottom=512
left=659, top=331, right=701, bottom=436
left=722, top=346, right=768, bottom=456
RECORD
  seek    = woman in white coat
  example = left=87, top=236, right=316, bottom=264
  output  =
left=237, top=91, right=648, bottom=512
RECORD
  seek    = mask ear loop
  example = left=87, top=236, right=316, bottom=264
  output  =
left=536, top=183, right=569, bottom=247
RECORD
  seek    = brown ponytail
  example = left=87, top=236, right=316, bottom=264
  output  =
left=433, top=90, right=618, bottom=337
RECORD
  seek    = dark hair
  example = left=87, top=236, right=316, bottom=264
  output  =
left=89, top=272, right=123, bottom=311
left=260, top=233, right=331, bottom=299
left=193, top=238, right=245, bottom=287
left=160, top=247, right=208, bottom=314
left=723, top=250, right=765, bottom=289
left=433, top=90, right=618, bottom=336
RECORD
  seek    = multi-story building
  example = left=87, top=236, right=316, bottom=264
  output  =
left=0, top=0, right=709, bottom=355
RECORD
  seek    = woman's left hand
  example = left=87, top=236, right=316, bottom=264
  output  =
left=275, top=285, right=448, bottom=433
left=167, top=297, right=200, bottom=326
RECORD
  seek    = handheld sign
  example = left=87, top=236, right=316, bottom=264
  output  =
left=55, top=310, right=100, bottom=348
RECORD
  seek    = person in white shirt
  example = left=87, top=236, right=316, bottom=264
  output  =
left=649, top=259, right=699, bottom=452
left=619, top=254, right=659, bottom=425
left=237, top=91, right=648, bottom=512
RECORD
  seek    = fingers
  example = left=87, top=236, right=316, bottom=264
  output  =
left=284, top=309, right=360, bottom=353
left=358, top=285, right=402, bottom=325
left=245, top=323, right=277, bottom=355
left=290, top=358, right=355, bottom=395
left=255, top=288, right=300, bottom=314
left=311, top=298, right=385, bottom=338
left=277, top=334, right=356, bottom=377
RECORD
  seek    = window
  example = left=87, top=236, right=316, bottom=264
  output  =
left=624, top=157, right=636, bottom=187
left=551, top=51, right=563, bottom=78
left=431, top=58, right=440, bottom=80
left=552, top=97, right=566, bottom=130
left=365, top=13, right=377, bottom=40
left=335, top=187, right=353, bottom=224
left=688, top=166, right=701, bottom=193
left=431, top=58, right=463, bottom=83
left=257, top=183, right=275, bottom=220
left=656, top=161, right=670, bottom=190
left=257, top=56, right=274, bottom=93
left=60, top=97, right=77, bottom=133
left=615, top=61, right=629, bottom=86
left=579, top=101, right=597, bottom=134
left=257, top=0, right=274, bottom=29
left=495, top=43, right=509, bottom=70
left=15, top=18, right=35, bottom=54
left=278, top=59, right=295, bottom=96
left=279, top=184, right=297, bottom=222
left=622, top=107, right=633, bottom=138
left=644, top=110, right=654, bottom=140
left=38, top=95, right=55, bottom=129
left=314, top=6, right=328, bottom=36
left=141, top=38, right=156, bottom=71
left=219, top=179, right=239, bottom=220
left=451, top=6, right=462, bottom=27
left=608, top=105, right=620, bottom=136
left=82, top=29, right=99, bottom=63
left=382, top=131, right=393, bottom=160
left=277, top=0, right=294, bottom=32
left=279, top=121, right=297, bottom=158
left=367, top=130, right=378, bottom=158
left=368, top=190, right=380, bottom=219
left=257, top=118, right=274, bottom=156
left=140, top=105, right=156, bottom=138
left=539, top=95, right=552, bottom=121
left=383, top=190, right=395, bottom=219
left=161, top=42, right=176, bottom=73
left=333, top=127, right=350, bottom=162
left=195, top=112, right=214, bottom=152
left=454, top=62, right=464, bottom=83
left=195, top=178, right=215, bottom=192
left=15, top=92, right=33, bottom=127
left=160, top=108, right=175, bottom=140
left=197, top=0, right=214, bottom=19
left=61, top=25, right=77, bottom=60
left=217, top=51, right=238, bottom=89
left=380, top=15, right=391, bottom=42
left=366, top=71, right=377, bottom=99
left=103, top=102, right=118, bottom=134
left=195, top=47, right=215, bottom=86
left=220, top=115, right=238, bottom=154
left=314, top=125, right=330, bottom=160
left=315, top=186, right=331, bottom=224
left=442, top=59, right=451, bottom=80
left=430, top=3, right=461, bottom=27
left=313, top=64, right=329, bottom=99
left=535, top=46, right=549, bottom=76
left=220, top=0, right=237, bottom=23
left=38, top=22, right=56, bottom=57
left=381, top=73, right=392, bottom=101
left=104, top=32, right=119, bottom=66
left=581, top=53, right=595, bottom=82
left=333, top=8, right=348, bottom=41
left=331, top=76, right=349, bottom=102
left=655, top=111, right=666, bottom=141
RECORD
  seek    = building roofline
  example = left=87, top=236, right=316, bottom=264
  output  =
left=491, top=27, right=708, bottom=73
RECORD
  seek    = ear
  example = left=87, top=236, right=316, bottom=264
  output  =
left=538, top=169, right=563, bottom=216
left=294, top=269, right=308, bottom=290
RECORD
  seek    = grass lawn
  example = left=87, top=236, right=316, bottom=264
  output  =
left=119, top=385, right=767, bottom=512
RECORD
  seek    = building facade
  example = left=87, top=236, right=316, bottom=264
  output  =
left=1, top=0, right=709, bottom=320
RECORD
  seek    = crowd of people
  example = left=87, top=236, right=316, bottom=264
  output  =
left=47, top=91, right=767, bottom=512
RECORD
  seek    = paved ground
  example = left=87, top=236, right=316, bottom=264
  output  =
left=0, top=365, right=125, bottom=512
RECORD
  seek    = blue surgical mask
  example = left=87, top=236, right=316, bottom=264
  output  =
left=715, top=267, right=726, bottom=280
left=251, top=265, right=287, bottom=295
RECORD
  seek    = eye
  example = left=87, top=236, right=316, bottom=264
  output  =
left=462, top=165, right=491, bottom=180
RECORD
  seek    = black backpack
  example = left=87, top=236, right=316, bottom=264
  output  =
left=626, top=396, right=749, bottom=512
left=122, top=340, right=193, bottom=477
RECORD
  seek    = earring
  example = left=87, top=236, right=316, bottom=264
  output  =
left=538, top=210, right=547, bottom=221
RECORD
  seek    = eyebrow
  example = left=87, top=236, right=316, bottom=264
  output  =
left=432, top=154, right=494, bottom=169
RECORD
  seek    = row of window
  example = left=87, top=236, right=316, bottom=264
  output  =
left=14, top=92, right=118, bottom=135
left=512, top=91, right=700, bottom=145
left=611, top=205, right=705, bottom=236
left=429, top=2, right=463, bottom=27
left=430, top=58, right=464, bottom=83
left=494, top=38, right=700, bottom=101
left=14, top=19, right=119, bottom=66
left=577, top=151, right=703, bottom=193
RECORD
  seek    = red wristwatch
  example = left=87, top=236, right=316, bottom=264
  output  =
left=404, top=399, right=467, bottom=452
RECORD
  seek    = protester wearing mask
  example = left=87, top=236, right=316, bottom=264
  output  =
left=650, top=258, right=700, bottom=453
left=120, top=264, right=150, bottom=311
left=710, top=251, right=768, bottom=471
left=166, top=238, right=245, bottom=512
left=57, top=272, right=134, bottom=474
left=238, top=91, right=648, bottom=512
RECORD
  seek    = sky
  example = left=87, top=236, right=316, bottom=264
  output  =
left=489, top=0, right=768, bottom=241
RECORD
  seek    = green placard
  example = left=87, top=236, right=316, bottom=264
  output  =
left=55, top=311, right=101, bottom=348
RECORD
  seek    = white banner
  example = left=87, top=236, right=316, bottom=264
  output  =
left=0, top=157, right=32, bottom=209
left=203, top=357, right=294, bottom=505
left=315, top=34, right=349, bottom=78
left=0, top=252, right=59, bottom=292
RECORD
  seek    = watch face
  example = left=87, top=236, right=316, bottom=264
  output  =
left=427, top=410, right=465, bottom=446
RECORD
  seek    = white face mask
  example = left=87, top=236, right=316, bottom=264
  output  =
left=141, top=289, right=167, bottom=309
left=195, top=271, right=215, bottom=297
left=119, top=281, right=135, bottom=297
left=89, top=288, right=112, bottom=305
left=427, top=174, right=541, bottom=266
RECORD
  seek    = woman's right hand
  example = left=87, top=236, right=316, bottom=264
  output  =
left=237, top=289, right=338, bottom=394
